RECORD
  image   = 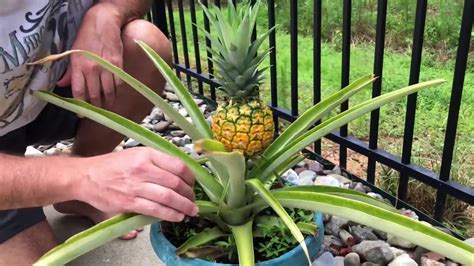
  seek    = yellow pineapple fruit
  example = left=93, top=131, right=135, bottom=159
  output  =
left=202, top=0, right=275, bottom=156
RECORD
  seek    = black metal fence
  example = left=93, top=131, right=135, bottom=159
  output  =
left=150, top=0, right=473, bottom=235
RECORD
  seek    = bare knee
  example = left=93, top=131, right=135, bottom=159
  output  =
left=0, top=221, right=57, bottom=265
left=122, top=19, right=172, bottom=66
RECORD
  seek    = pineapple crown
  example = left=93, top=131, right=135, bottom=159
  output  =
left=200, top=0, right=275, bottom=100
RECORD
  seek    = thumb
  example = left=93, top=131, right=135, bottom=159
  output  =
left=56, top=65, right=72, bottom=87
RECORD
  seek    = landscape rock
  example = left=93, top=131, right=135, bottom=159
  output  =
left=373, top=229, right=388, bottom=240
left=25, top=146, right=44, bottom=157
left=420, top=256, right=444, bottom=266
left=389, top=247, right=407, bottom=257
left=434, top=226, right=453, bottom=236
left=171, top=137, right=187, bottom=147
left=350, top=225, right=378, bottom=242
left=206, top=116, right=213, bottom=127
left=170, top=130, right=186, bottom=137
left=149, top=108, right=164, bottom=120
left=314, top=175, right=341, bottom=187
left=178, top=108, right=188, bottom=117
left=298, top=170, right=317, bottom=181
left=388, top=254, right=417, bottom=266
left=325, top=216, right=349, bottom=236
left=361, top=262, right=383, bottom=266
left=294, top=167, right=306, bottom=174
left=410, top=246, right=428, bottom=263
left=281, top=169, right=299, bottom=183
left=353, top=182, right=366, bottom=193
left=331, top=165, right=342, bottom=175
left=169, top=123, right=181, bottom=130
left=328, top=174, right=352, bottom=184
left=164, top=84, right=174, bottom=92
left=152, top=121, right=170, bottom=132
left=292, top=177, right=314, bottom=185
left=352, top=240, right=394, bottom=264
left=193, top=98, right=204, bottom=105
left=367, top=192, right=384, bottom=200
left=312, top=251, right=335, bottom=266
left=307, top=162, right=324, bottom=173
left=339, top=229, right=356, bottom=246
left=334, top=256, right=345, bottom=266
left=387, top=234, right=416, bottom=248
left=321, top=235, right=343, bottom=253
left=344, top=252, right=361, bottom=266
left=399, top=208, right=419, bottom=220
left=464, top=237, right=474, bottom=246
left=124, top=138, right=140, bottom=148
left=165, top=92, right=179, bottom=101
left=297, top=160, right=306, bottom=167
left=142, top=123, right=154, bottom=130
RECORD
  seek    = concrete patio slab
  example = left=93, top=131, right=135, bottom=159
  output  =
left=44, top=206, right=164, bottom=266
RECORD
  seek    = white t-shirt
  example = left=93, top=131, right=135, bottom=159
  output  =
left=0, top=0, right=93, bottom=137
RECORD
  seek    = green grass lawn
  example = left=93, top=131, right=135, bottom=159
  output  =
left=168, top=4, right=473, bottom=237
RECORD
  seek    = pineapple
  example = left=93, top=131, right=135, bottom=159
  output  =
left=202, top=0, right=275, bottom=157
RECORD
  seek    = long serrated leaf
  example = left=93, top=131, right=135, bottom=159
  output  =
left=34, top=91, right=223, bottom=203
left=261, top=74, right=376, bottom=160
left=258, top=79, right=445, bottom=183
left=254, top=216, right=318, bottom=237
left=196, top=200, right=220, bottom=214
left=271, top=191, right=474, bottom=265
left=30, top=50, right=202, bottom=140
left=229, top=220, right=255, bottom=266
left=176, top=227, right=227, bottom=255
left=136, top=41, right=212, bottom=139
left=275, top=185, right=396, bottom=211
left=34, top=214, right=156, bottom=265
left=246, top=179, right=311, bottom=265
left=196, top=139, right=247, bottom=208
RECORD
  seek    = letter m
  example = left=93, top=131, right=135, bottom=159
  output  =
left=0, top=31, right=28, bottom=73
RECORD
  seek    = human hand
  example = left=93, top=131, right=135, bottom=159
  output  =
left=73, top=147, right=198, bottom=222
left=56, top=3, right=125, bottom=107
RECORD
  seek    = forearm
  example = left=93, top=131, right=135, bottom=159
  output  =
left=95, top=0, right=152, bottom=26
left=0, top=154, right=81, bottom=210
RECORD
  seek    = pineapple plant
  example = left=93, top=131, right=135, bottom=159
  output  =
left=202, top=0, right=275, bottom=157
left=30, top=1, right=473, bottom=265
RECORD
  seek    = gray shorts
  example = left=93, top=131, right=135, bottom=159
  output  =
left=0, top=87, right=78, bottom=243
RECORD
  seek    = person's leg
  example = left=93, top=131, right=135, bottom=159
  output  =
left=0, top=221, right=57, bottom=265
left=54, top=20, right=171, bottom=239
left=74, top=19, right=171, bottom=156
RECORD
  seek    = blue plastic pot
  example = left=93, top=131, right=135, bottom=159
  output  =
left=150, top=213, right=324, bottom=266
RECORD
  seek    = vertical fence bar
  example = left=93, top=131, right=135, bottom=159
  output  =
left=313, top=0, right=322, bottom=155
left=189, top=0, right=203, bottom=95
left=290, top=0, right=298, bottom=116
left=151, top=0, right=169, bottom=38
left=177, top=0, right=192, bottom=89
left=166, top=0, right=180, bottom=77
left=367, top=0, right=388, bottom=184
left=268, top=0, right=279, bottom=134
left=201, top=0, right=216, bottom=100
left=434, top=0, right=473, bottom=221
left=251, top=0, right=257, bottom=41
left=339, top=0, right=351, bottom=168
left=398, top=0, right=427, bottom=202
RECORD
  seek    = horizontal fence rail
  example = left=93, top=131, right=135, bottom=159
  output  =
left=151, top=0, right=474, bottom=235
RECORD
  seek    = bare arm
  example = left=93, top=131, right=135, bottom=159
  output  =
left=56, top=0, right=153, bottom=107
left=0, top=148, right=198, bottom=221
left=0, top=154, right=78, bottom=210
left=97, top=0, right=152, bottom=26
